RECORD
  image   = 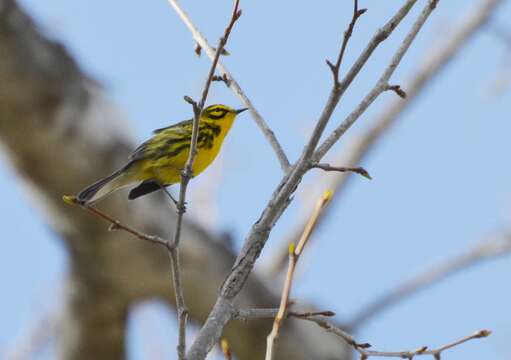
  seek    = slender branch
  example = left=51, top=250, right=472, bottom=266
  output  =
left=314, top=0, right=440, bottom=161
left=312, top=163, right=372, bottom=179
left=303, top=315, right=490, bottom=359
left=167, top=0, right=291, bottom=172
left=265, top=191, right=333, bottom=360
left=269, top=0, right=504, bottom=277
left=169, top=2, right=242, bottom=358
left=234, top=308, right=335, bottom=321
left=347, top=232, right=511, bottom=329
left=384, top=84, right=407, bottom=98
left=187, top=1, right=439, bottom=358
left=326, top=0, right=367, bottom=84
left=237, top=309, right=491, bottom=359
left=62, top=196, right=174, bottom=250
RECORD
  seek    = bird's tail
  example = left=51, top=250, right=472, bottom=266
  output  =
left=76, top=165, right=133, bottom=205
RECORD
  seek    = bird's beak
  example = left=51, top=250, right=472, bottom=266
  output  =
left=235, top=108, right=248, bottom=114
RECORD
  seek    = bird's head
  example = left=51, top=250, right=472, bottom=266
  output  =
left=202, top=104, right=248, bottom=123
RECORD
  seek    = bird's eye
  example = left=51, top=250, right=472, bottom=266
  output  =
left=207, top=108, right=228, bottom=119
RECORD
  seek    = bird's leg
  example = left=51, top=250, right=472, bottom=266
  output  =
left=155, top=181, right=179, bottom=207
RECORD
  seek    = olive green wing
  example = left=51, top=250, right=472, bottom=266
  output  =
left=129, top=119, right=193, bottom=162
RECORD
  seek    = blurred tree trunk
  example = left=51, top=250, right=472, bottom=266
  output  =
left=0, top=1, right=349, bottom=359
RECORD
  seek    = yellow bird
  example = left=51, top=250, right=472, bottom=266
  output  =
left=76, top=104, right=247, bottom=204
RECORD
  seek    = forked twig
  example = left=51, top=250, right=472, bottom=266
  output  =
left=265, top=191, right=333, bottom=360
left=303, top=315, right=490, bottom=359
left=326, top=0, right=367, bottom=84
left=239, top=308, right=491, bottom=359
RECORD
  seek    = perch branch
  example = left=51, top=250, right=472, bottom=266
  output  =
left=171, top=1, right=242, bottom=358
left=62, top=196, right=173, bottom=251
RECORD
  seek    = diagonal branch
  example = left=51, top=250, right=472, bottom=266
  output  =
left=62, top=196, right=174, bottom=251
left=303, top=315, right=490, bottom=360
left=167, top=0, right=291, bottom=172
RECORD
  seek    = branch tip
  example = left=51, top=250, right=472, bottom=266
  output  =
left=220, top=338, right=232, bottom=360
left=194, top=43, right=202, bottom=56
left=416, top=346, right=428, bottom=354
left=62, top=194, right=78, bottom=205
left=475, top=329, right=492, bottom=338
left=386, top=84, right=407, bottom=98
left=108, top=223, right=120, bottom=232
left=183, top=95, right=195, bottom=105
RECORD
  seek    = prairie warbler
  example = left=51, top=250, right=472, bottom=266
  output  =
left=75, top=104, right=247, bottom=204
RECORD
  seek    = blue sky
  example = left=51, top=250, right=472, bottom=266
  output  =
left=1, top=0, right=510, bottom=359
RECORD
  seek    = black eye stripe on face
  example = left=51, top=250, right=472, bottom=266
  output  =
left=208, top=109, right=229, bottom=119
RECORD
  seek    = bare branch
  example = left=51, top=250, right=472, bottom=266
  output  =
left=384, top=84, right=407, bottom=98
left=312, top=163, right=372, bottom=179
left=326, top=0, right=367, bottom=84
left=265, top=191, right=333, bottom=360
left=62, top=196, right=174, bottom=251
left=188, top=1, right=439, bottom=358
left=167, top=0, right=291, bottom=172
left=347, top=232, right=511, bottom=329
left=269, top=0, right=504, bottom=277
left=234, top=308, right=336, bottom=321
left=304, top=315, right=490, bottom=359
left=314, top=0, right=441, bottom=161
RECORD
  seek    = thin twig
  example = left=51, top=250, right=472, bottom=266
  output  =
left=237, top=308, right=491, bottom=359
left=326, top=0, right=367, bottom=84
left=170, top=2, right=242, bottom=358
left=188, top=1, right=437, bottom=358
left=303, top=315, right=491, bottom=359
left=167, top=0, right=291, bottom=172
left=347, top=232, right=511, bottom=329
left=62, top=196, right=174, bottom=250
left=234, top=308, right=335, bottom=321
left=312, top=163, right=372, bottom=179
left=313, top=0, right=440, bottom=161
left=265, top=191, right=333, bottom=360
